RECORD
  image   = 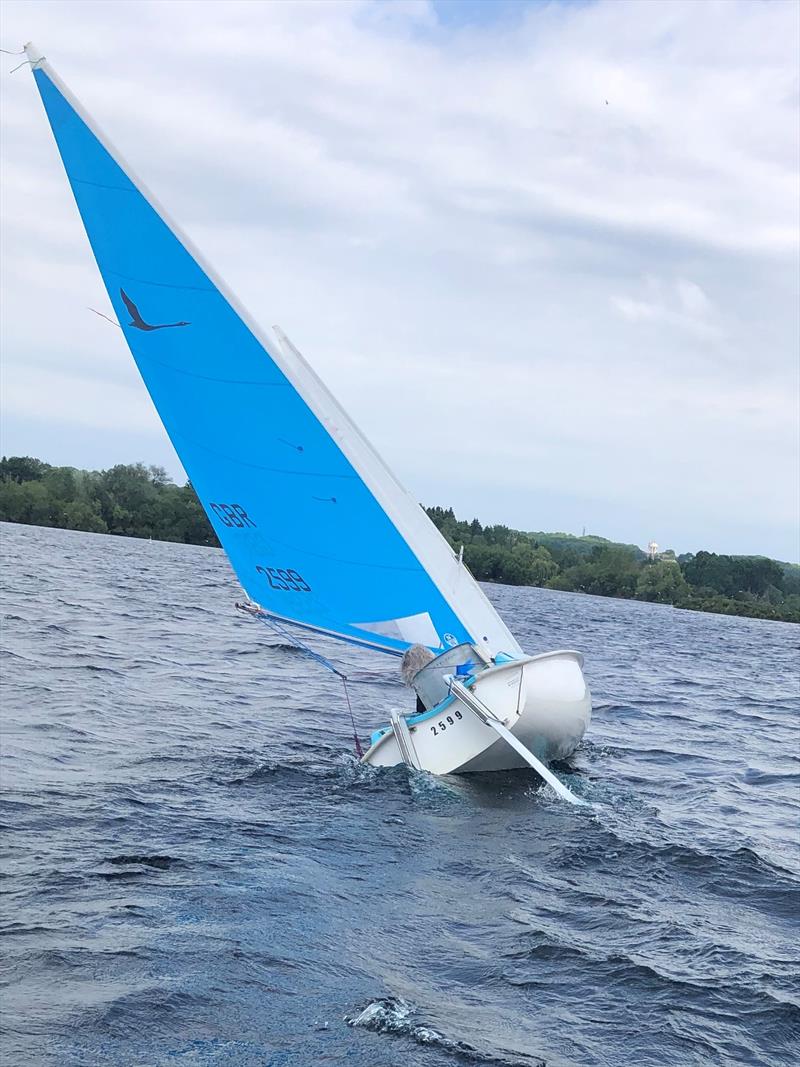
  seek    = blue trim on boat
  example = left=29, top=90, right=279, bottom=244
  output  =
left=368, top=674, right=478, bottom=747
left=406, top=687, right=464, bottom=726
left=366, top=653, right=525, bottom=750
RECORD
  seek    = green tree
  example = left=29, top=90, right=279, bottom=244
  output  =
left=1, top=480, right=60, bottom=526
left=61, top=498, right=108, bottom=533
left=731, top=556, right=785, bottom=597
left=179, top=483, right=219, bottom=546
left=636, top=559, right=688, bottom=603
left=562, top=545, right=641, bottom=599
left=782, top=567, right=800, bottom=596
left=43, top=466, right=77, bottom=503
left=0, top=456, right=51, bottom=483
left=499, top=541, right=558, bottom=585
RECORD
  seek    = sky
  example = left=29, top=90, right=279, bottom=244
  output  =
left=0, top=0, right=798, bottom=561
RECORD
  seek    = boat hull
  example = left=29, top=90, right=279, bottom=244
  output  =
left=362, top=651, right=591, bottom=775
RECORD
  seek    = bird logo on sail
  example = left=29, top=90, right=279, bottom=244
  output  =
left=120, top=288, right=190, bottom=331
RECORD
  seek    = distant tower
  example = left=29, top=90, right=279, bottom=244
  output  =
left=648, top=540, right=659, bottom=560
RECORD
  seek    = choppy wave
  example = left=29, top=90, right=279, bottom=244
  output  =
left=2, top=522, right=799, bottom=1067
left=347, top=998, right=543, bottom=1066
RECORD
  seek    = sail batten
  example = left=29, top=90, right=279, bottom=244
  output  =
left=28, top=48, right=523, bottom=659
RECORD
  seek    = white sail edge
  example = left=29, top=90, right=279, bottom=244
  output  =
left=26, top=43, right=522, bottom=658
left=272, top=327, right=523, bottom=656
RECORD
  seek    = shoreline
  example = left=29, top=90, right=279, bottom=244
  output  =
left=2, top=519, right=796, bottom=626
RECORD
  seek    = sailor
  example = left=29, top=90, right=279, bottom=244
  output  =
left=400, top=644, right=435, bottom=713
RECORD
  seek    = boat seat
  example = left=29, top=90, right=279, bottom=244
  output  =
left=411, top=642, right=480, bottom=710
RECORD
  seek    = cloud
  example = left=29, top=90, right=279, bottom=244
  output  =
left=612, top=275, right=721, bottom=339
left=0, top=0, right=797, bottom=559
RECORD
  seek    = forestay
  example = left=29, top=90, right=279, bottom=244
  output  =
left=28, top=45, right=523, bottom=659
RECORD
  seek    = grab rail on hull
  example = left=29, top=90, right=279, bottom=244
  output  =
left=389, top=709, right=422, bottom=770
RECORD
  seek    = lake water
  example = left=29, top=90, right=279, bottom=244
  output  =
left=1, top=522, right=798, bottom=1066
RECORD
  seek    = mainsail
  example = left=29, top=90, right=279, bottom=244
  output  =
left=27, top=44, right=523, bottom=659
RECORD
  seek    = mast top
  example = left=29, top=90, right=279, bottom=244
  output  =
left=24, top=42, right=45, bottom=66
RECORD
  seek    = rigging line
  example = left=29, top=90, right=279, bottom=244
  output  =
left=106, top=268, right=216, bottom=293
left=88, top=307, right=122, bottom=328
left=2, top=47, right=27, bottom=72
left=241, top=606, right=403, bottom=653
left=236, top=603, right=364, bottom=758
left=233, top=601, right=404, bottom=658
left=341, top=677, right=363, bottom=760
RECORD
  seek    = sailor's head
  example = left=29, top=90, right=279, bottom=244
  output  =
left=400, top=644, right=435, bottom=687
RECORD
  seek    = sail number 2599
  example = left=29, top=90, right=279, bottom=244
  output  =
left=430, top=710, right=463, bottom=736
left=256, top=565, right=311, bottom=592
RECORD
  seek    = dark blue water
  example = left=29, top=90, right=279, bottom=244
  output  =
left=2, top=522, right=798, bottom=1067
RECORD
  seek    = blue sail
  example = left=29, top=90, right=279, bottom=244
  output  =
left=28, top=48, right=522, bottom=659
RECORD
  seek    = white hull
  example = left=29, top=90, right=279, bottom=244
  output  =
left=362, top=651, right=591, bottom=775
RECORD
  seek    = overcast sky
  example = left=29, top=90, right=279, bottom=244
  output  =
left=1, top=0, right=798, bottom=560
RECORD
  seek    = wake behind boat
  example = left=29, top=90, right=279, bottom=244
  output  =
left=24, top=43, right=591, bottom=798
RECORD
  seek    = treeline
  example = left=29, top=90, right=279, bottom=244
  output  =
left=1, top=457, right=797, bottom=623
left=0, top=456, right=218, bottom=547
left=424, top=506, right=799, bottom=624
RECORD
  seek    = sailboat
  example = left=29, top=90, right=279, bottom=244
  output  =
left=24, top=44, right=591, bottom=799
